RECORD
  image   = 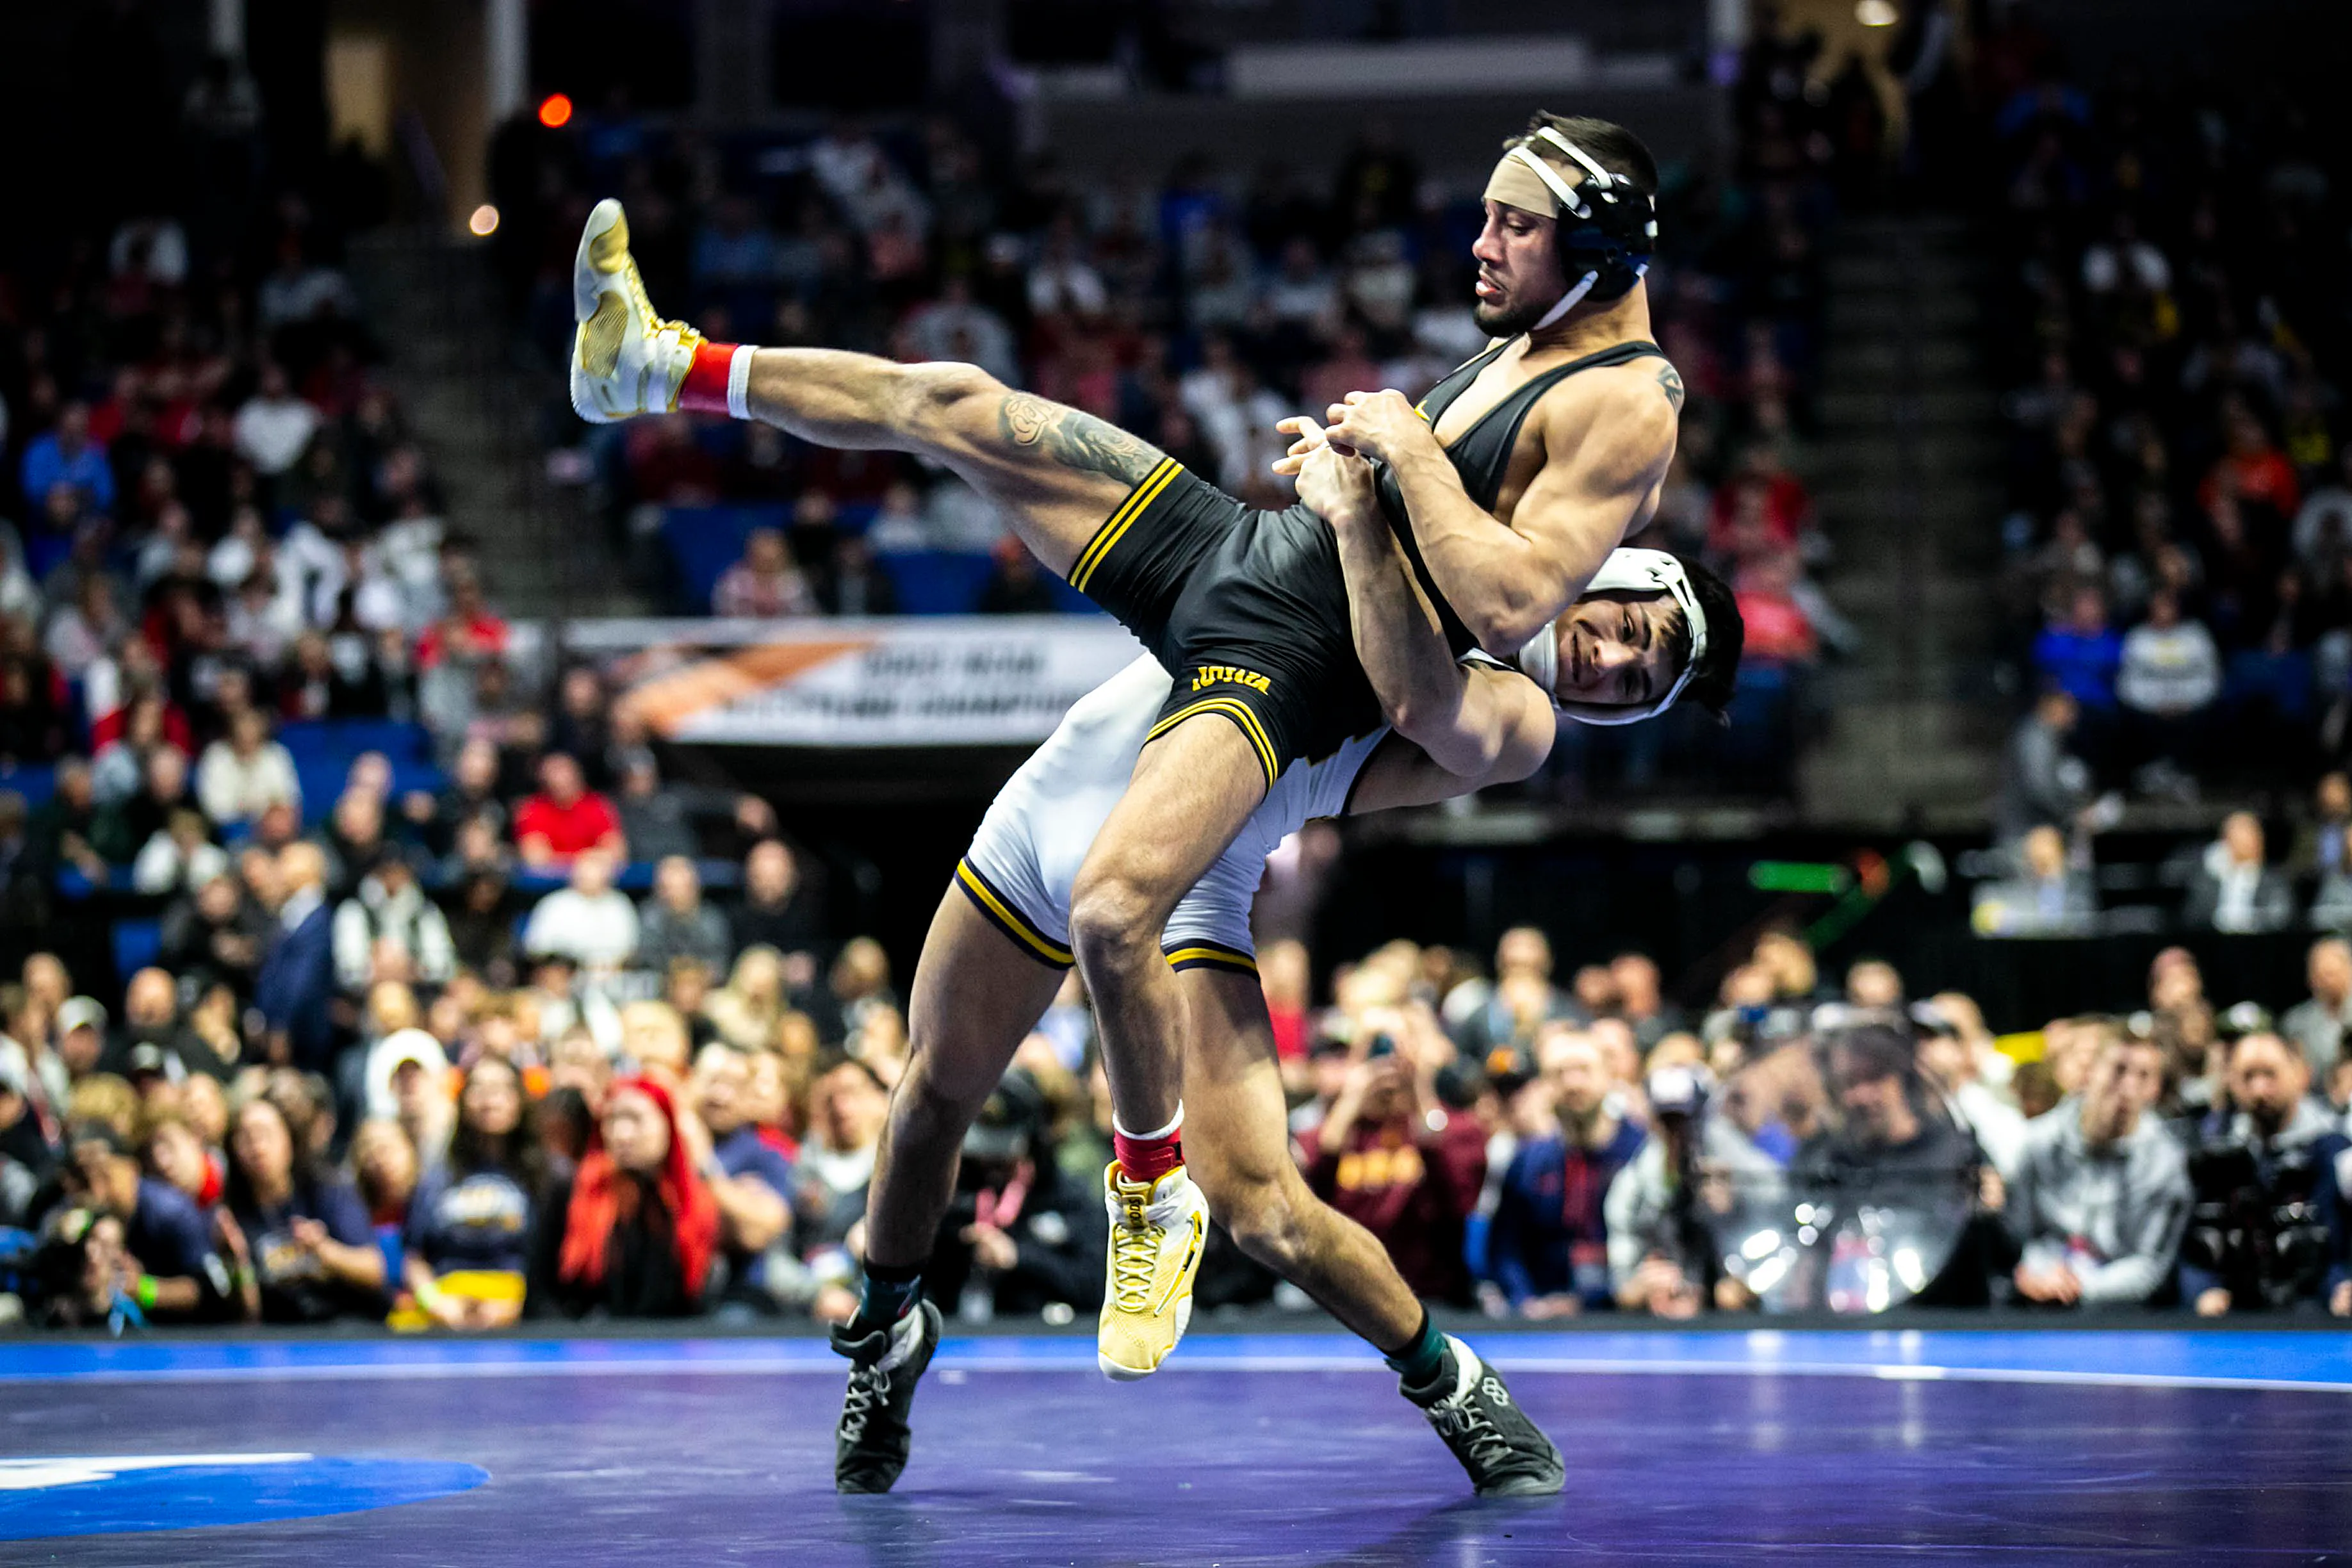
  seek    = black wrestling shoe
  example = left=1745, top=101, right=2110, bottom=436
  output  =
left=832, top=1298, right=943, bottom=1494
left=1403, top=1335, right=1566, bottom=1498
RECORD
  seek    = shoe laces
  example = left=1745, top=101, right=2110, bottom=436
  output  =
left=626, top=258, right=700, bottom=350
left=601, top=240, right=700, bottom=357
left=1108, top=1184, right=1164, bottom=1314
left=840, top=1362, right=890, bottom=1443
left=1430, top=1380, right=1514, bottom=1471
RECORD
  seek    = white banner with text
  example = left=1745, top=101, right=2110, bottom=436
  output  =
left=582, top=616, right=1147, bottom=747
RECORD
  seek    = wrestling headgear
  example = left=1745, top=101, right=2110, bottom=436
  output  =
left=1482, top=126, right=1658, bottom=329
left=1511, top=548, right=1708, bottom=726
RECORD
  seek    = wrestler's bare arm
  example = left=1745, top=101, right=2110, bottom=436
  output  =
left=1282, top=423, right=1553, bottom=783
left=1298, top=450, right=1551, bottom=783
left=1320, top=366, right=1680, bottom=652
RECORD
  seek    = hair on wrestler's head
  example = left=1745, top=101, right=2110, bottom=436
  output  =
left=1661, top=552, right=1742, bottom=724
left=1507, top=114, right=1658, bottom=204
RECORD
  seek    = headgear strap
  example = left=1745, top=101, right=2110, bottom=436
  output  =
left=1524, top=548, right=1710, bottom=727
left=1483, top=127, right=1613, bottom=221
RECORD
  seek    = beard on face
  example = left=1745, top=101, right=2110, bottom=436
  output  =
left=1473, top=240, right=1572, bottom=338
left=1473, top=291, right=1556, bottom=339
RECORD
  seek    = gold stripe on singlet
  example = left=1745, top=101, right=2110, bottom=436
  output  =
left=1070, top=457, right=1182, bottom=594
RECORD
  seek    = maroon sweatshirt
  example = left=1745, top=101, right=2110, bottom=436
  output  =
left=1307, top=1111, right=1488, bottom=1305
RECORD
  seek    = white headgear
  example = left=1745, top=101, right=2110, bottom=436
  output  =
left=1514, top=548, right=1710, bottom=726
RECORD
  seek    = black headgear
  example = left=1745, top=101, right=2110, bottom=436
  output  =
left=1485, top=127, right=1658, bottom=320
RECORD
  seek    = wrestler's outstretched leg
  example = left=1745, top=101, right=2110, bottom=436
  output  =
left=833, top=886, right=1066, bottom=1494
left=568, top=197, right=1156, bottom=578
left=1180, top=967, right=1565, bottom=1498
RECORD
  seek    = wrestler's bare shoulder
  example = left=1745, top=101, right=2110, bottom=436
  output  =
left=1531, top=361, right=1681, bottom=462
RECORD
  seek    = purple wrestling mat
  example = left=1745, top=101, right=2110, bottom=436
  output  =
left=4, top=1328, right=2350, bottom=1564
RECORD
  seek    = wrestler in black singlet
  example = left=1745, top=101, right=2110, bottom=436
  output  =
left=1071, top=340, right=1669, bottom=787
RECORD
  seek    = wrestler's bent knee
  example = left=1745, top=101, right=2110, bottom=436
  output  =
left=890, top=1045, right=999, bottom=1131
left=1066, top=870, right=1163, bottom=964
left=1211, top=1173, right=1314, bottom=1273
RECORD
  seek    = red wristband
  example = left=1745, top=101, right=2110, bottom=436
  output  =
left=678, top=341, right=747, bottom=416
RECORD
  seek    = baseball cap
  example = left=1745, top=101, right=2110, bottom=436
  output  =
left=125, top=1041, right=186, bottom=1085
left=1433, top=1060, right=1487, bottom=1111
left=1647, top=1062, right=1712, bottom=1118
left=1908, top=1000, right=1961, bottom=1038
left=2217, top=1001, right=2274, bottom=1040
left=57, top=997, right=108, bottom=1036
left=366, top=1028, right=450, bottom=1120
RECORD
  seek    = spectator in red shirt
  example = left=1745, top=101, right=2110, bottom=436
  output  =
left=1304, top=1005, right=1487, bottom=1305
left=2200, top=402, right=2301, bottom=523
left=1733, top=550, right=1820, bottom=664
left=514, top=753, right=625, bottom=870
left=1708, top=443, right=1813, bottom=559
left=416, top=575, right=511, bottom=672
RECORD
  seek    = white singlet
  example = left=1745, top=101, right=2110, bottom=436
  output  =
left=956, top=657, right=1387, bottom=976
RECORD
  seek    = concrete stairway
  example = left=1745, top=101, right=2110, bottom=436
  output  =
left=346, top=231, right=646, bottom=625
left=1797, top=213, right=2006, bottom=830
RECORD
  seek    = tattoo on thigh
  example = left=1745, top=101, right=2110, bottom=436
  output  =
left=998, top=393, right=1164, bottom=485
left=1656, top=363, right=1686, bottom=414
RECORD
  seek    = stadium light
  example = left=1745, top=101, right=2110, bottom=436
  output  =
left=1855, top=0, right=1897, bottom=24
left=469, top=204, right=501, bottom=237
left=538, top=92, right=575, bottom=129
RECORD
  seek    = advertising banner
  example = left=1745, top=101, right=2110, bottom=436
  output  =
left=582, top=616, right=1145, bottom=747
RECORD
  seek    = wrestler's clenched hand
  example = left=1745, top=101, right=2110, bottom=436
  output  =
left=1291, top=439, right=1378, bottom=527
left=1320, top=389, right=1425, bottom=465
left=1269, top=414, right=1328, bottom=477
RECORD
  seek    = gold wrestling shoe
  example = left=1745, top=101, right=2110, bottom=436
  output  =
left=1097, top=1162, right=1208, bottom=1381
left=569, top=197, right=704, bottom=423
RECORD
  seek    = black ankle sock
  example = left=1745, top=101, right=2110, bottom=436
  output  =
left=854, top=1260, right=924, bottom=1332
left=1382, top=1310, right=1450, bottom=1392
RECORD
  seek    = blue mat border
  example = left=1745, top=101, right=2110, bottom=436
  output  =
left=3, top=1329, right=2348, bottom=1392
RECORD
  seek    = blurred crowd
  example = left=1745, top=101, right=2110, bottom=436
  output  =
left=12, top=903, right=2348, bottom=1332
left=0, top=771, right=909, bottom=1331
left=1982, top=755, right=2352, bottom=940
left=0, top=69, right=580, bottom=1039
left=1989, top=49, right=2351, bottom=806
left=0, top=186, right=512, bottom=778
left=1270, top=920, right=2348, bottom=1321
